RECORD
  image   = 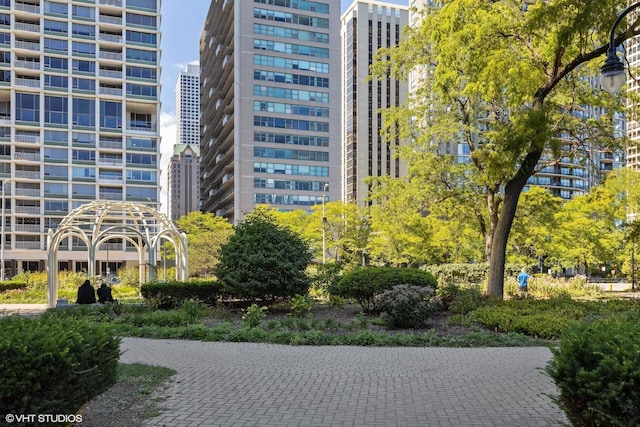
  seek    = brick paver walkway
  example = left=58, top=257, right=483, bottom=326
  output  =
left=120, top=338, right=567, bottom=426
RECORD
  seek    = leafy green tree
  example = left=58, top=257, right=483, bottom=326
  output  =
left=547, top=193, right=621, bottom=276
left=214, top=210, right=312, bottom=301
left=367, top=156, right=485, bottom=266
left=175, top=211, right=233, bottom=278
left=270, top=201, right=371, bottom=267
left=507, top=187, right=562, bottom=267
left=370, top=1, right=636, bottom=296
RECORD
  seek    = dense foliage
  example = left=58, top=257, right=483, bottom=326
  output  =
left=214, top=210, right=313, bottom=301
left=377, top=285, right=439, bottom=328
left=0, top=280, right=26, bottom=292
left=141, top=280, right=222, bottom=309
left=469, top=298, right=639, bottom=339
left=0, top=315, right=120, bottom=417
left=329, top=267, right=437, bottom=312
left=175, top=211, right=233, bottom=277
left=546, top=312, right=640, bottom=426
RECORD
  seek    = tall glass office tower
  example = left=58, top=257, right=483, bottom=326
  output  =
left=0, top=0, right=161, bottom=277
left=341, top=0, right=408, bottom=205
left=199, top=0, right=341, bottom=223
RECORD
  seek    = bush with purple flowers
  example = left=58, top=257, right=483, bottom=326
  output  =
left=376, top=285, right=440, bottom=329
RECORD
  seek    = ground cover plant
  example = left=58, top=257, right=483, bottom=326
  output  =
left=39, top=287, right=640, bottom=348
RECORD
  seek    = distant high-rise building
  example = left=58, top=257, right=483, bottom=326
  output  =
left=626, top=32, right=640, bottom=171
left=169, top=144, right=200, bottom=222
left=0, top=0, right=161, bottom=277
left=341, top=0, right=408, bottom=204
left=169, top=64, right=200, bottom=221
left=199, top=0, right=341, bottom=222
left=175, top=63, right=200, bottom=146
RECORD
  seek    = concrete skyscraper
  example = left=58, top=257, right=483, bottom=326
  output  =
left=175, top=63, right=199, bottom=146
left=199, top=0, right=341, bottom=223
left=341, top=0, right=408, bottom=204
left=0, top=0, right=161, bottom=277
left=169, top=63, right=200, bottom=222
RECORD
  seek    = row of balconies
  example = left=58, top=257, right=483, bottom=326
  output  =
left=14, top=0, right=139, bottom=20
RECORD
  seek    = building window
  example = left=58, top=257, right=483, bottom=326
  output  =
left=44, top=95, right=68, bottom=125
left=126, top=48, right=157, bottom=63
left=73, top=98, right=95, bottom=127
left=15, top=93, right=40, bottom=123
left=72, top=149, right=95, bottom=161
left=44, top=19, right=68, bottom=34
left=100, top=101, right=122, bottom=129
left=126, top=83, right=156, bottom=97
left=126, top=30, right=157, bottom=46
left=44, top=1, right=68, bottom=16
left=125, top=12, right=157, bottom=29
left=130, top=112, right=151, bottom=129
left=72, top=59, right=95, bottom=73
left=72, top=23, right=95, bottom=37
left=44, top=56, right=68, bottom=71
left=72, top=5, right=95, bottom=20
left=72, top=77, right=95, bottom=91
left=72, top=41, right=96, bottom=55
left=126, top=65, right=156, bottom=80
left=72, top=166, right=95, bottom=179
left=44, top=38, right=67, bottom=53
left=44, top=74, right=68, bottom=89
left=126, top=0, right=157, bottom=11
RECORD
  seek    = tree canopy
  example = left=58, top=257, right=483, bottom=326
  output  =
left=175, top=211, right=233, bottom=278
left=369, top=0, right=638, bottom=297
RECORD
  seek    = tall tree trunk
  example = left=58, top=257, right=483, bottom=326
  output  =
left=486, top=148, right=544, bottom=297
left=486, top=183, right=522, bottom=297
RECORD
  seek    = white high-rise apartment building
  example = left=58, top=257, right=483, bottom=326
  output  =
left=175, top=63, right=199, bottom=146
left=199, top=0, right=341, bottom=223
left=169, top=63, right=200, bottom=222
left=0, top=0, right=161, bottom=277
left=341, top=0, right=408, bottom=204
left=626, top=30, right=640, bottom=170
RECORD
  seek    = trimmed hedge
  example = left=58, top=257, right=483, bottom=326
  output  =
left=423, top=263, right=523, bottom=288
left=0, top=280, right=27, bottom=292
left=546, top=313, right=640, bottom=426
left=329, top=267, right=437, bottom=312
left=0, top=315, right=120, bottom=417
left=141, top=280, right=222, bottom=309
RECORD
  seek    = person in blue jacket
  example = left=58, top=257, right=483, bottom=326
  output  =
left=517, top=268, right=530, bottom=296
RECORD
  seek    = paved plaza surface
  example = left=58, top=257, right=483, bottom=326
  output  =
left=120, top=338, right=567, bottom=427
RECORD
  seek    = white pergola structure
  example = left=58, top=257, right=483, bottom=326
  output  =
left=46, top=201, right=188, bottom=308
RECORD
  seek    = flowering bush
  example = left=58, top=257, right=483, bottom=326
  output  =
left=376, top=285, right=440, bottom=329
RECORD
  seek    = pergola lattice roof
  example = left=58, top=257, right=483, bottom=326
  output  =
left=46, top=201, right=188, bottom=308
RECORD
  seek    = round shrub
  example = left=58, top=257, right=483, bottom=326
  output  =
left=376, top=285, right=439, bottom=329
left=214, top=210, right=313, bottom=301
left=329, top=267, right=437, bottom=312
left=546, top=313, right=640, bottom=426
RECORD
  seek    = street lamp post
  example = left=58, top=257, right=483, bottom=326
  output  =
left=0, top=179, right=11, bottom=282
left=601, top=3, right=640, bottom=291
left=322, top=183, right=328, bottom=265
left=600, top=2, right=640, bottom=94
